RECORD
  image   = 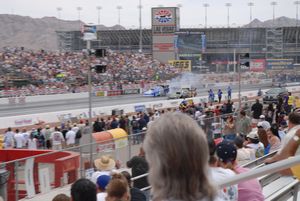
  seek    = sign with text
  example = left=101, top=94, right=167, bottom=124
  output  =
left=168, top=60, right=192, bottom=71
left=266, top=59, right=294, bottom=70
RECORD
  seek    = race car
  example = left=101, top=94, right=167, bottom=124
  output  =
left=143, top=85, right=169, bottom=97
left=167, top=87, right=197, bottom=99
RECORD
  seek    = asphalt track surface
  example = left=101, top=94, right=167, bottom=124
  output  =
left=0, top=83, right=272, bottom=117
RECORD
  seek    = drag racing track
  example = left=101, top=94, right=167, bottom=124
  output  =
left=0, top=83, right=272, bottom=117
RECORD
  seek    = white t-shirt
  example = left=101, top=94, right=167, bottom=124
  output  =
left=51, top=131, right=65, bottom=146
left=66, top=130, right=76, bottom=145
left=236, top=148, right=256, bottom=165
left=97, top=192, right=107, bottom=201
left=280, top=125, right=300, bottom=156
left=247, top=142, right=265, bottom=158
left=210, top=167, right=238, bottom=201
left=14, top=133, right=24, bottom=148
left=22, top=132, right=30, bottom=146
left=28, top=138, right=37, bottom=149
left=4, top=131, right=15, bottom=148
left=91, top=171, right=111, bottom=184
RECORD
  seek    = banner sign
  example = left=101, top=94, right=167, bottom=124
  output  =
left=134, top=105, right=146, bottom=112
left=123, top=89, right=140, bottom=95
left=266, top=59, right=294, bottom=70
left=250, top=59, right=265, bottom=72
left=168, top=60, right=192, bottom=71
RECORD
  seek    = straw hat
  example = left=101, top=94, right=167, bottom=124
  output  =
left=94, top=155, right=116, bottom=171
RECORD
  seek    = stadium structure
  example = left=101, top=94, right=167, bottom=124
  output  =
left=57, top=26, right=300, bottom=72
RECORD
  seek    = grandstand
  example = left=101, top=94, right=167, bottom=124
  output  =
left=57, top=27, right=300, bottom=70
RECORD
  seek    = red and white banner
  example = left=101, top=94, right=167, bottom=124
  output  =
left=250, top=59, right=265, bottom=72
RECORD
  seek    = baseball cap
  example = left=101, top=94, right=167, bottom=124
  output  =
left=96, top=175, right=111, bottom=190
left=259, top=115, right=265, bottom=119
left=257, top=121, right=271, bottom=130
left=247, top=131, right=259, bottom=140
left=216, top=140, right=237, bottom=163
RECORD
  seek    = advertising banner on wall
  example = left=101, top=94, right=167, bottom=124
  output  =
left=266, top=59, right=294, bottom=70
left=250, top=59, right=265, bottom=72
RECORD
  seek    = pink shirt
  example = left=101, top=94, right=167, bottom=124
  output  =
left=235, top=166, right=264, bottom=201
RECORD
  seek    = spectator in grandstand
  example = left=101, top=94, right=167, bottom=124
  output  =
left=82, top=120, right=91, bottom=135
left=236, top=110, right=252, bottom=136
left=143, top=113, right=216, bottom=201
left=43, top=125, right=52, bottom=149
left=110, top=117, right=119, bottom=129
left=216, top=140, right=264, bottom=201
left=4, top=127, right=15, bottom=149
left=223, top=115, right=236, bottom=141
left=50, top=127, right=65, bottom=150
left=265, top=103, right=275, bottom=124
left=258, top=115, right=271, bottom=130
left=126, top=147, right=149, bottom=196
left=27, top=133, right=38, bottom=149
left=266, top=125, right=281, bottom=153
left=105, top=173, right=130, bottom=201
left=244, top=131, right=265, bottom=158
left=91, top=155, right=116, bottom=184
left=96, top=174, right=111, bottom=201
left=257, top=126, right=270, bottom=155
left=52, top=193, right=70, bottom=201
left=225, top=100, right=233, bottom=114
left=71, top=178, right=97, bottom=201
left=208, top=139, right=238, bottom=201
left=265, top=111, right=300, bottom=172
left=65, top=127, right=76, bottom=147
left=251, top=99, right=263, bottom=124
left=93, top=118, right=103, bottom=132
left=21, top=128, right=30, bottom=147
left=234, top=136, right=256, bottom=165
left=121, top=171, right=147, bottom=201
left=14, top=129, right=25, bottom=149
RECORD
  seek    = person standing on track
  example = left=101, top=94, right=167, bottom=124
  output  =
left=218, top=89, right=223, bottom=103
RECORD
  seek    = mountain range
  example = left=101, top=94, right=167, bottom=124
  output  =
left=0, top=14, right=299, bottom=50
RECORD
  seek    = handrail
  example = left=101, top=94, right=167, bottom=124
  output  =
left=218, top=155, right=300, bottom=188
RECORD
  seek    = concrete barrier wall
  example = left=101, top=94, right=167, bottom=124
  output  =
left=0, top=86, right=300, bottom=129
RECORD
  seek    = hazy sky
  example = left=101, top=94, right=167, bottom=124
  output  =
left=0, top=0, right=294, bottom=28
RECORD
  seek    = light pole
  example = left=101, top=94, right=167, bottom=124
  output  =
left=248, top=2, right=254, bottom=24
left=225, top=3, right=232, bottom=28
left=116, top=6, right=122, bottom=25
left=295, top=1, right=300, bottom=26
left=270, top=1, right=277, bottom=26
left=203, top=3, right=209, bottom=28
left=96, top=6, right=102, bottom=25
left=295, top=1, right=300, bottom=63
left=77, top=6, right=82, bottom=21
left=56, top=7, right=62, bottom=19
left=138, top=0, right=143, bottom=52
